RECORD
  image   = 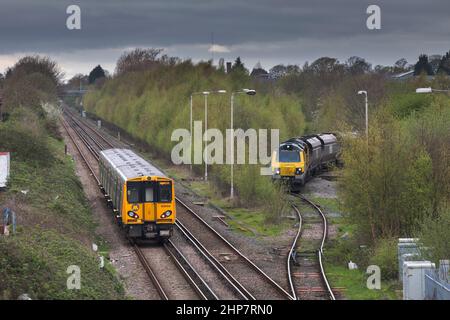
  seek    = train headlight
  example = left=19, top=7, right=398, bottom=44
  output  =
left=295, top=168, right=302, bottom=175
left=275, top=168, right=280, bottom=175
left=127, top=211, right=139, bottom=219
left=160, top=210, right=172, bottom=219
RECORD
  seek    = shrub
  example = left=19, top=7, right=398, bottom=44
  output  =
left=0, top=120, right=54, bottom=166
left=420, top=207, right=450, bottom=263
left=369, top=238, right=398, bottom=281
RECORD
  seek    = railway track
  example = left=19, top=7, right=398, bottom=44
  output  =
left=63, top=107, right=294, bottom=300
left=288, top=193, right=336, bottom=300
left=61, top=114, right=215, bottom=300
left=175, top=199, right=292, bottom=300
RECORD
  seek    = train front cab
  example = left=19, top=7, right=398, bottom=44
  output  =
left=271, top=145, right=307, bottom=186
left=123, top=176, right=176, bottom=240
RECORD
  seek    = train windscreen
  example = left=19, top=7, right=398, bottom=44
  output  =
left=279, top=150, right=300, bottom=162
left=126, top=181, right=172, bottom=203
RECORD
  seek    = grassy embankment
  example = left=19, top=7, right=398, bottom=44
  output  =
left=0, top=108, right=125, bottom=299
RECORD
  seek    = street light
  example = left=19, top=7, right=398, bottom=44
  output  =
left=189, top=92, right=205, bottom=174
left=357, top=90, right=368, bottom=138
left=189, top=90, right=226, bottom=180
left=230, top=89, right=256, bottom=199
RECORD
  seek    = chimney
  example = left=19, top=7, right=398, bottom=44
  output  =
left=226, top=62, right=232, bottom=74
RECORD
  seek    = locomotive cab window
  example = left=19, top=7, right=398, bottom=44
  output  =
left=279, top=150, right=300, bottom=163
left=127, top=182, right=140, bottom=203
left=159, top=182, right=172, bottom=202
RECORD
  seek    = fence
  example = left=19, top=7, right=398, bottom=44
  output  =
left=425, top=270, right=450, bottom=300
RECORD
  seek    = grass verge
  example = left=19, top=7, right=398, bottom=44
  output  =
left=0, top=125, right=125, bottom=299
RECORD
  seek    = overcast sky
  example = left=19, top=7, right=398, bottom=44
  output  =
left=0, top=0, right=449, bottom=78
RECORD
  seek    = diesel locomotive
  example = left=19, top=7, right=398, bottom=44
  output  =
left=271, top=133, right=340, bottom=188
left=99, top=148, right=176, bottom=240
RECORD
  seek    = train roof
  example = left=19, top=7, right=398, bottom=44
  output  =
left=280, top=133, right=338, bottom=150
left=99, top=149, right=167, bottom=181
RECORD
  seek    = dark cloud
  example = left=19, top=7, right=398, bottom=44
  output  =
left=0, top=0, right=449, bottom=76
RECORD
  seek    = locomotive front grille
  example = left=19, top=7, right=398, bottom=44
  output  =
left=280, top=167, right=295, bottom=176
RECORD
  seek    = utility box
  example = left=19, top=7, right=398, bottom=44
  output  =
left=403, top=261, right=435, bottom=300
left=398, top=238, right=421, bottom=281
left=0, top=152, right=10, bottom=188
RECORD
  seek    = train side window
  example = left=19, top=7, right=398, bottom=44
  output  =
left=159, top=182, right=172, bottom=203
left=117, top=183, right=123, bottom=212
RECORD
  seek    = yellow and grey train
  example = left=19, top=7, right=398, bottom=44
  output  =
left=271, top=133, right=340, bottom=188
left=99, top=148, right=176, bottom=240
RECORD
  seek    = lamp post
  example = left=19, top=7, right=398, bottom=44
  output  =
left=203, top=92, right=210, bottom=181
left=357, top=90, right=368, bottom=138
left=190, top=90, right=226, bottom=180
left=189, top=92, right=204, bottom=174
left=230, top=89, right=256, bottom=199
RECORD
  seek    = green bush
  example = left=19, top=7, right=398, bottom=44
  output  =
left=0, top=119, right=54, bottom=166
left=325, top=238, right=372, bottom=270
left=0, top=230, right=124, bottom=300
left=420, top=207, right=450, bottom=263
left=369, top=238, right=398, bottom=281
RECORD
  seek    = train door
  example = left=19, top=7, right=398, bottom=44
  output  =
left=143, top=181, right=157, bottom=222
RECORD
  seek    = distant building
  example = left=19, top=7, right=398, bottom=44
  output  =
left=250, top=62, right=269, bottom=81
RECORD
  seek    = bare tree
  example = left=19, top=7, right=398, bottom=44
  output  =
left=115, top=48, right=163, bottom=75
